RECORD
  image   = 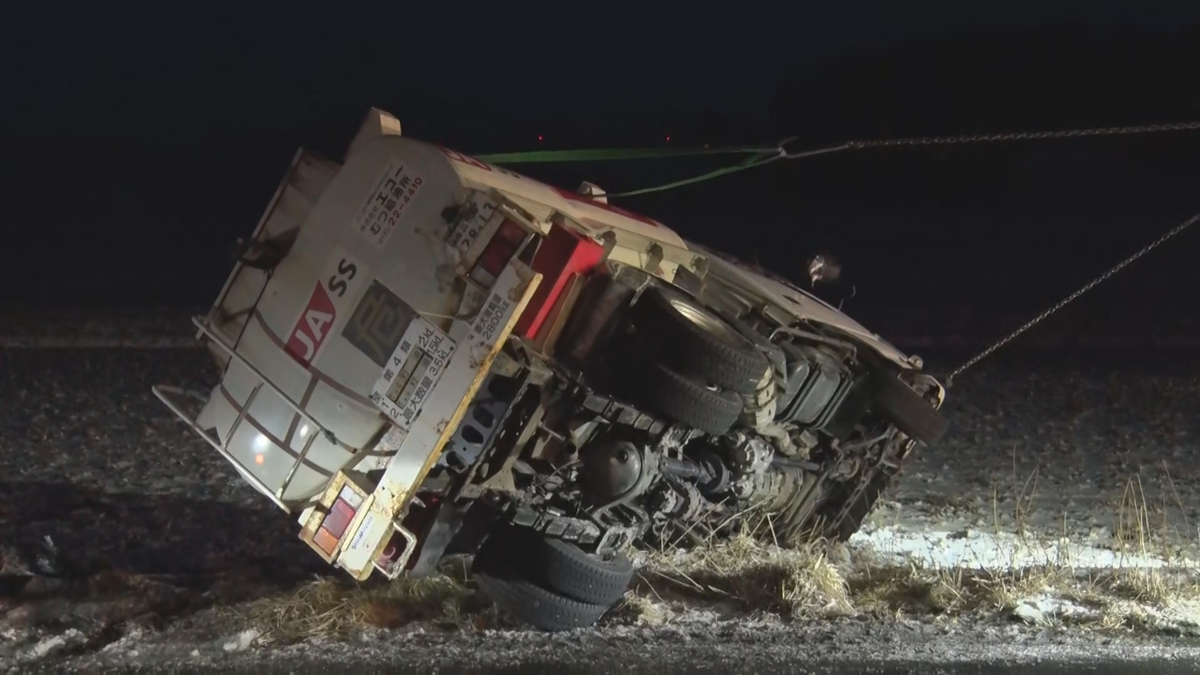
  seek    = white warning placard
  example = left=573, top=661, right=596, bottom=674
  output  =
left=369, top=317, right=456, bottom=429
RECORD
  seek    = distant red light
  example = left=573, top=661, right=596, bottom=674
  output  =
left=666, top=135, right=671, bottom=142
left=537, top=134, right=544, bottom=142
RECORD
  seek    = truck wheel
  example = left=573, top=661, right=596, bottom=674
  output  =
left=630, top=285, right=769, bottom=394
left=477, top=526, right=634, bottom=606
left=472, top=527, right=625, bottom=630
left=640, top=363, right=743, bottom=436
left=872, top=373, right=949, bottom=445
left=474, top=573, right=610, bottom=631
left=529, top=537, right=633, bottom=606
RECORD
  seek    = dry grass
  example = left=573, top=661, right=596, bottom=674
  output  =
left=1094, top=474, right=1200, bottom=603
left=239, top=564, right=489, bottom=643
left=611, top=593, right=670, bottom=626
left=636, top=520, right=853, bottom=619
left=846, top=558, right=1074, bottom=620
left=921, top=493, right=976, bottom=515
left=626, top=467, right=1200, bottom=634
left=233, top=466, right=1200, bottom=640
left=632, top=530, right=1078, bottom=624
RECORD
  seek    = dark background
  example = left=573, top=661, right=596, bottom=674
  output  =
left=4, top=2, right=1200, bottom=339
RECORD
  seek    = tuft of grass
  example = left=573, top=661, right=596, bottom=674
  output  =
left=846, top=561, right=1067, bottom=619
left=994, top=444, right=1041, bottom=542
left=638, top=521, right=853, bottom=619
left=612, top=593, right=670, bottom=626
left=239, top=569, right=486, bottom=643
left=1114, top=475, right=1157, bottom=555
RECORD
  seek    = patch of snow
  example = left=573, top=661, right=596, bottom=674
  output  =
left=1012, top=594, right=1096, bottom=626
left=100, top=627, right=144, bottom=653
left=222, top=628, right=260, bottom=652
left=30, top=634, right=68, bottom=658
left=1154, top=599, right=1200, bottom=628
left=849, top=525, right=1198, bottom=572
left=26, top=628, right=83, bottom=659
left=1012, top=599, right=1049, bottom=625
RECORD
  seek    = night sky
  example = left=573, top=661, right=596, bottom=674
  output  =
left=4, top=2, right=1200, bottom=332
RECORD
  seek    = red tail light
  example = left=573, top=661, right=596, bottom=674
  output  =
left=471, top=219, right=528, bottom=286
left=312, top=496, right=357, bottom=556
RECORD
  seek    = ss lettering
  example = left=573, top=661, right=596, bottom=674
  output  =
left=327, top=258, right=358, bottom=298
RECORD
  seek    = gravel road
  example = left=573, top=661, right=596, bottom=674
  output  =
left=4, top=346, right=1200, bottom=672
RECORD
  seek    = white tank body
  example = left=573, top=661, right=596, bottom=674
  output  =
left=198, top=137, right=478, bottom=501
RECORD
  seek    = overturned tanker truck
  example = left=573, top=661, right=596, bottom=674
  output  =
left=155, top=108, right=948, bottom=631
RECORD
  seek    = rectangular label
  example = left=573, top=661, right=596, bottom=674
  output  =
left=353, top=158, right=423, bottom=249
left=345, top=511, right=378, bottom=556
left=369, top=318, right=456, bottom=429
left=285, top=247, right=367, bottom=367
left=378, top=425, right=407, bottom=452
left=469, top=287, right=515, bottom=347
left=447, top=193, right=498, bottom=258
left=342, top=280, right=418, bottom=368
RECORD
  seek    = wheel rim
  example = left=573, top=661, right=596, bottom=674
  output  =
left=668, top=297, right=747, bottom=346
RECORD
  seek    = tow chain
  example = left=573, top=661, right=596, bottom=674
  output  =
left=945, top=209, right=1200, bottom=387
left=839, top=121, right=1200, bottom=151
left=788, top=123, right=1200, bottom=387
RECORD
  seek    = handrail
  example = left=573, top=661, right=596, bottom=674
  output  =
left=190, top=314, right=351, bottom=453
left=152, top=385, right=289, bottom=511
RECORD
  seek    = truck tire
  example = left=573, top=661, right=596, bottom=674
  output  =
left=641, top=363, right=743, bottom=435
left=472, top=527, right=623, bottom=630
left=872, top=373, right=948, bottom=445
left=474, top=573, right=611, bottom=631
left=630, top=285, right=769, bottom=394
left=477, top=526, right=634, bottom=606
left=529, top=538, right=633, bottom=606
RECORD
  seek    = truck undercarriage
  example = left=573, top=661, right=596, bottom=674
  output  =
left=395, top=260, right=947, bottom=630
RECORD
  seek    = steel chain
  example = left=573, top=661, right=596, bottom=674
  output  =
left=945, top=210, right=1200, bottom=386
left=829, top=119, right=1200, bottom=387
left=845, top=121, right=1200, bottom=149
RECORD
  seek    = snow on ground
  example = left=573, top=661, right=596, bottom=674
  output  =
left=4, top=342, right=1200, bottom=670
left=850, top=524, right=1196, bottom=571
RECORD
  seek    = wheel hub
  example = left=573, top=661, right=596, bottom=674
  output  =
left=668, top=297, right=746, bottom=346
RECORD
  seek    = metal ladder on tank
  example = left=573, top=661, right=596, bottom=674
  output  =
left=153, top=314, right=422, bottom=578
left=152, top=315, right=336, bottom=511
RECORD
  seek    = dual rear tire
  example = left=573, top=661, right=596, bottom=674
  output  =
left=471, top=526, right=635, bottom=631
left=628, top=284, right=949, bottom=445
left=624, top=285, right=770, bottom=436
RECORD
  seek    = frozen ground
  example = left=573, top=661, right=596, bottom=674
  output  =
left=4, top=339, right=1200, bottom=672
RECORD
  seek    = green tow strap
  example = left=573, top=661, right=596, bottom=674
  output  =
left=474, top=144, right=782, bottom=198
left=610, top=153, right=780, bottom=197
left=475, top=145, right=772, bottom=164
left=473, top=121, right=1200, bottom=198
